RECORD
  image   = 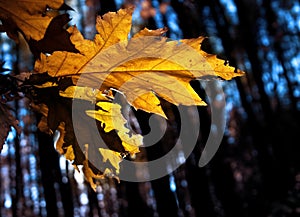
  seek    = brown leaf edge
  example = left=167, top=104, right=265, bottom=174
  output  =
left=0, top=103, right=20, bottom=151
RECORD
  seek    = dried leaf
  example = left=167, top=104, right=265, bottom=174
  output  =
left=0, top=103, right=20, bottom=151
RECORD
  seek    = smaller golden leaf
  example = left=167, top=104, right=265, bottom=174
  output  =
left=86, top=102, right=142, bottom=154
left=86, top=101, right=142, bottom=169
left=59, top=86, right=111, bottom=102
left=118, top=131, right=142, bottom=156
left=86, top=102, right=127, bottom=133
left=99, top=148, right=122, bottom=173
left=34, top=82, right=58, bottom=88
left=64, top=145, right=75, bottom=161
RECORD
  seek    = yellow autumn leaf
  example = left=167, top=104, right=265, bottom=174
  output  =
left=59, top=86, right=112, bottom=102
left=180, top=37, right=243, bottom=80
left=0, top=0, right=67, bottom=41
left=86, top=102, right=127, bottom=132
left=34, top=7, right=134, bottom=76
left=64, top=145, right=75, bottom=161
left=29, top=7, right=245, bottom=187
left=119, top=134, right=142, bottom=156
left=86, top=101, right=142, bottom=155
left=33, top=7, right=244, bottom=118
left=98, top=148, right=122, bottom=174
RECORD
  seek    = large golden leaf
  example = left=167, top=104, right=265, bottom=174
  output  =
left=30, top=7, right=244, bottom=186
left=34, top=7, right=243, bottom=117
left=0, top=0, right=68, bottom=41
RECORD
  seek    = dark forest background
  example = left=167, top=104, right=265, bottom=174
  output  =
left=0, top=0, right=299, bottom=217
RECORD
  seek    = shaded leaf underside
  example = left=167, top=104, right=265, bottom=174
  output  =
left=0, top=0, right=67, bottom=41
left=0, top=103, right=20, bottom=151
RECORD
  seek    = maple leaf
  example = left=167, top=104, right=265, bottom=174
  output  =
left=34, top=7, right=243, bottom=117
left=0, top=0, right=72, bottom=41
left=29, top=7, right=244, bottom=186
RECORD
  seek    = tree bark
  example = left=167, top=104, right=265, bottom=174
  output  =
left=37, top=130, right=59, bottom=217
left=124, top=181, right=155, bottom=217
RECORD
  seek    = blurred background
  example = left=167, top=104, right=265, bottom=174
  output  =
left=0, top=0, right=299, bottom=216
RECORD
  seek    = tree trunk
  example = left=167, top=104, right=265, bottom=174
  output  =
left=133, top=108, right=180, bottom=217
left=87, top=185, right=102, bottom=217
left=37, top=130, right=59, bottom=217
left=124, top=181, right=155, bottom=217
